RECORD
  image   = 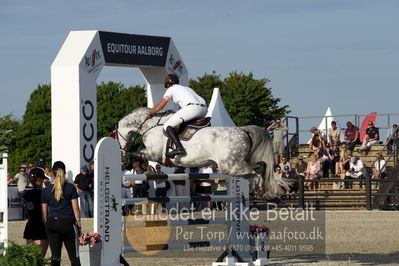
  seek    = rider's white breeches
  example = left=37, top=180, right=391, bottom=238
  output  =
left=163, top=106, right=208, bottom=130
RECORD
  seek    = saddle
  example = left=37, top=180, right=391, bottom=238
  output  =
left=177, top=117, right=211, bottom=141
left=163, top=117, right=211, bottom=162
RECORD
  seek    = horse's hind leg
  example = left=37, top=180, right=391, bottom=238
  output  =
left=221, top=159, right=257, bottom=177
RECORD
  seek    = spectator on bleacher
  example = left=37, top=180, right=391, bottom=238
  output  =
left=267, top=119, right=288, bottom=164
left=308, top=127, right=324, bottom=156
left=282, top=165, right=298, bottom=194
left=344, top=156, right=366, bottom=189
left=294, top=155, right=307, bottom=177
left=279, top=154, right=291, bottom=171
left=327, top=121, right=341, bottom=150
left=321, top=143, right=336, bottom=177
left=359, top=121, right=379, bottom=155
left=386, top=124, right=399, bottom=155
left=336, top=143, right=352, bottom=175
left=304, top=154, right=322, bottom=189
left=344, top=121, right=360, bottom=151
left=274, top=165, right=282, bottom=180
left=371, top=154, right=387, bottom=189
left=373, top=154, right=387, bottom=178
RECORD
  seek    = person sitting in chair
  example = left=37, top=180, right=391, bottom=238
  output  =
left=147, top=74, right=208, bottom=158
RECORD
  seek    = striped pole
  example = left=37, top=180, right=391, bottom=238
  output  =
left=123, top=173, right=233, bottom=182
left=125, top=217, right=231, bottom=228
left=122, top=195, right=233, bottom=204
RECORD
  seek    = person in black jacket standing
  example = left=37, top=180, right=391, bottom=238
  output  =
left=23, top=168, right=48, bottom=256
left=41, top=161, right=81, bottom=266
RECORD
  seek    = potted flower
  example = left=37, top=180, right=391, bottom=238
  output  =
left=79, top=232, right=102, bottom=266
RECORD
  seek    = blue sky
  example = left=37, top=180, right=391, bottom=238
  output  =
left=1, top=0, right=398, bottom=129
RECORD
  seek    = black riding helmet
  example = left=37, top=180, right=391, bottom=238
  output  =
left=164, top=74, right=179, bottom=88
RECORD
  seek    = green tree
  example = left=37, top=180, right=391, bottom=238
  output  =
left=97, top=82, right=146, bottom=169
left=9, top=84, right=51, bottom=172
left=222, top=72, right=289, bottom=126
left=97, top=81, right=146, bottom=138
left=190, top=71, right=289, bottom=127
left=189, top=71, right=223, bottom=104
left=0, top=114, right=21, bottom=154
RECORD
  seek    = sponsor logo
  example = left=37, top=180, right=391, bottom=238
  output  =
left=111, top=195, right=119, bottom=212
left=167, top=54, right=184, bottom=75
left=84, top=49, right=103, bottom=74
left=104, top=167, right=111, bottom=242
left=82, top=100, right=94, bottom=163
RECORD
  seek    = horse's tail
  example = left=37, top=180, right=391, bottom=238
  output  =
left=243, top=125, right=289, bottom=195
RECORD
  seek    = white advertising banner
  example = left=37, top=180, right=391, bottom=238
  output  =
left=7, top=186, right=23, bottom=221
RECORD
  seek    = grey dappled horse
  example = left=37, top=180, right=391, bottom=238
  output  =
left=117, top=107, right=287, bottom=195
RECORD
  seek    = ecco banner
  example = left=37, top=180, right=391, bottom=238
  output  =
left=99, top=31, right=170, bottom=66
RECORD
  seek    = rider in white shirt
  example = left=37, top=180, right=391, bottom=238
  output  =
left=148, top=74, right=208, bottom=158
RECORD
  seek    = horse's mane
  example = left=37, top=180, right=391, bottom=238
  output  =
left=120, top=106, right=149, bottom=121
left=121, top=107, right=177, bottom=121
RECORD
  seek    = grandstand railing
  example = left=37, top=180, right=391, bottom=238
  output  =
left=297, top=175, right=399, bottom=210
left=293, top=112, right=399, bottom=144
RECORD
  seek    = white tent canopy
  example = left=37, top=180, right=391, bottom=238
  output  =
left=206, top=88, right=236, bottom=127
left=317, top=107, right=339, bottom=132
left=308, top=107, right=339, bottom=143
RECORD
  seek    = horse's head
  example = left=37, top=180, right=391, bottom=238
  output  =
left=116, top=107, right=174, bottom=157
left=117, top=107, right=149, bottom=155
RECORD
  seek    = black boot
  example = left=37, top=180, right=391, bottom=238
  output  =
left=165, top=126, right=187, bottom=158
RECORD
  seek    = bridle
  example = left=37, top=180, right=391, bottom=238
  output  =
left=116, top=111, right=169, bottom=152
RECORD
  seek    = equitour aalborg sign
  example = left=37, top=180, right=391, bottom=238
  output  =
left=51, top=30, right=188, bottom=181
left=98, top=31, right=170, bottom=67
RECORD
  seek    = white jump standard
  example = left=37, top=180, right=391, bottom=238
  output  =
left=0, top=154, right=8, bottom=253
left=94, top=137, right=268, bottom=266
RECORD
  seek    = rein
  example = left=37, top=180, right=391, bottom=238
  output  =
left=118, top=111, right=167, bottom=152
left=138, top=112, right=166, bottom=136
